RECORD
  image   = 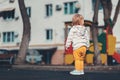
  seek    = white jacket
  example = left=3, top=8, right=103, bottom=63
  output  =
left=65, top=25, right=90, bottom=50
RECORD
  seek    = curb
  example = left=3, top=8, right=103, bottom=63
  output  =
left=12, top=64, right=120, bottom=72
left=12, top=65, right=74, bottom=71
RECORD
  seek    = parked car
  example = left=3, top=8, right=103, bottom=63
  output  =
left=26, top=49, right=43, bottom=64
left=0, top=49, right=15, bottom=64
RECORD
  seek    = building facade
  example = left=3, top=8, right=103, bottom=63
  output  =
left=0, top=0, right=120, bottom=65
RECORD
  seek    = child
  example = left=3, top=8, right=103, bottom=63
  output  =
left=65, top=14, right=90, bottom=75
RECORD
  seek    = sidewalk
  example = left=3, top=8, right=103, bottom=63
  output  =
left=12, top=64, right=120, bottom=72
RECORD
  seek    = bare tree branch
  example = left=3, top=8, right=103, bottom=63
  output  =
left=93, top=0, right=100, bottom=24
left=92, top=0, right=101, bottom=65
left=113, top=0, right=120, bottom=26
left=107, top=0, right=112, bottom=18
left=101, top=0, right=111, bottom=22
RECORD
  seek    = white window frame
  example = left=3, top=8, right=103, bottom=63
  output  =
left=26, top=7, right=31, bottom=18
left=64, top=1, right=77, bottom=14
left=2, top=31, right=15, bottom=43
left=0, top=9, right=15, bottom=20
left=46, top=4, right=52, bottom=16
left=46, top=29, right=53, bottom=40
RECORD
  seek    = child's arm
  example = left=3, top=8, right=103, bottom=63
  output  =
left=85, top=29, right=90, bottom=48
left=65, top=29, right=73, bottom=49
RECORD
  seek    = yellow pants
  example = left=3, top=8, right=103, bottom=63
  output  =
left=73, top=46, right=86, bottom=71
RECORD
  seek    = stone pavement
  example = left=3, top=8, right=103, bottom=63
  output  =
left=12, top=64, right=120, bottom=72
left=1, top=66, right=120, bottom=80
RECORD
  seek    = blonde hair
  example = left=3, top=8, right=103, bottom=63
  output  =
left=72, top=14, right=84, bottom=26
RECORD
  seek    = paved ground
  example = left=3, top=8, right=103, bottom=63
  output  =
left=0, top=64, right=120, bottom=80
left=0, top=68, right=120, bottom=80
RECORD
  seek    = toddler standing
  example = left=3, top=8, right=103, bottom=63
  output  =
left=65, top=14, right=90, bottom=75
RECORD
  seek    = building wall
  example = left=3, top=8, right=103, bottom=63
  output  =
left=0, top=0, right=120, bottom=64
left=0, top=0, right=23, bottom=47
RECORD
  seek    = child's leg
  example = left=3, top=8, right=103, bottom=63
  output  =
left=75, top=60, right=83, bottom=70
left=73, top=46, right=86, bottom=71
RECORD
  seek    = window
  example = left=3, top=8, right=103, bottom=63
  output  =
left=0, top=9, right=15, bottom=20
left=46, top=29, right=53, bottom=40
left=64, top=2, right=77, bottom=14
left=9, top=0, right=15, bottom=3
left=46, top=4, right=52, bottom=16
left=26, top=7, right=31, bottom=17
left=2, top=32, right=15, bottom=43
left=92, top=0, right=103, bottom=10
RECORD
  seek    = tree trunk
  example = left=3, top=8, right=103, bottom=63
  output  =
left=101, top=0, right=113, bottom=34
left=15, top=0, right=31, bottom=64
left=113, top=0, right=120, bottom=26
left=101, top=0, right=120, bottom=33
left=101, top=0, right=120, bottom=65
left=92, top=0, right=101, bottom=65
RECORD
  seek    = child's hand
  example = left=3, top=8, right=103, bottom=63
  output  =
left=65, top=46, right=73, bottom=54
left=66, top=47, right=68, bottom=50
